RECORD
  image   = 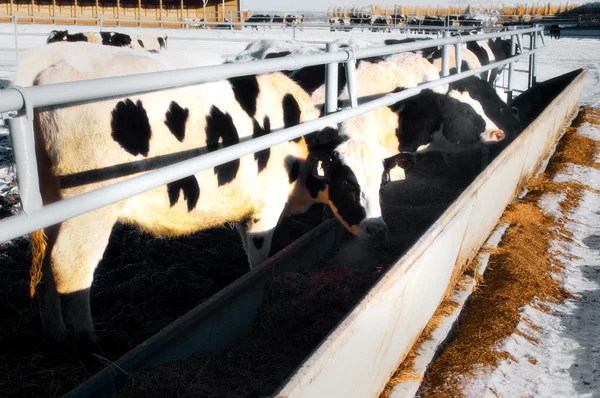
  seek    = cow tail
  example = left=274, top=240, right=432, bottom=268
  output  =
left=30, top=229, right=47, bottom=298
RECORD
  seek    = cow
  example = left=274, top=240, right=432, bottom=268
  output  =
left=235, top=40, right=515, bottom=174
left=349, top=13, right=372, bottom=26
left=15, top=42, right=396, bottom=352
left=335, top=59, right=519, bottom=157
left=232, top=39, right=519, bottom=183
left=371, top=17, right=391, bottom=33
left=46, top=30, right=168, bottom=51
left=245, top=14, right=272, bottom=30
left=384, top=35, right=517, bottom=85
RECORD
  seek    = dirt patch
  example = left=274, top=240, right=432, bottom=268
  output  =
left=416, top=106, right=600, bottom=397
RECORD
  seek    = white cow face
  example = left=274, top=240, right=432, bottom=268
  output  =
left=309, top=140, right=388, bottom=240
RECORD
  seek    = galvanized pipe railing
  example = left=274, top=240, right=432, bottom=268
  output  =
left=0, top=26, right=544, bottom=244
left=0, top=26, right=543, bottom=114
left=0, top=44, right=543, bottom=243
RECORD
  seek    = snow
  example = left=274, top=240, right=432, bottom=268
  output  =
left=0, top=22, right=598, bottom=396
left=460, top=122, right=600, bottom=397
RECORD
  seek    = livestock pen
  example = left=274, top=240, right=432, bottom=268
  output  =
left=0, top=23, right=586, bottom=397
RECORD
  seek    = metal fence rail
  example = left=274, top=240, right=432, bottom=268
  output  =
left=0, top=25, right=545, bottom=244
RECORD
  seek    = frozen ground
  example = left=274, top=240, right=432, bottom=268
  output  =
left=459, top=122, right=600, bottom=398
left=0, top=23, right=598, bottom=396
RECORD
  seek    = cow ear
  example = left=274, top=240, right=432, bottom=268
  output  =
left=384, top=153, right=416, bottom=172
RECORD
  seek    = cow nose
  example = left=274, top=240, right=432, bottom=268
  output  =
left=360, top=220, right=388, bottom=241
left=493, top=130, right=505, bottom=142
left=484, top=129, right=505, bottom=142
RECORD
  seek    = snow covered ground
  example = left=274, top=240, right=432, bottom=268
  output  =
left=0, top=22, right=598, bottom=396
left=459, top=122, right=600, bottom=397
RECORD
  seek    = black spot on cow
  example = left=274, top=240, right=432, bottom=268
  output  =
left=252, top=236, right=264, bottom=249
left=157, top=37, right=166, bottom=49
left=109, top=32, right=132, bottom=47
left=229, top=75, right=259, bottom=117
left=467, top=41, right=490, bottom=66
left=288, top=63, right=347, bottom=99
left=283, top=94, right=302, bottom=143
left=205, top=106, right=240, bottom=185
left=164, top=101, right=189, bottom=142
left=167, top=175, right=200, bottom=212
left=33, top=73, right=42, bottom=86
left=99, top=32, right=112, bottom=45
left=466, top=41, right=491, bottom=80
left=327, top=159, right=366, bottom=226
left=265, top=51, right=291, bottom=59
left=47, top=30, right=68, bottom=44
left=66, top=33, right=88, bottom=42
left=286, top=156, right=300, bottom=183
left=111, top=99, right=152, bottom=157
left=148, top=49, right=159, bottom=54
left=252, top=116, right=271, bottom=172
left=137, top=39, right=145, bottom=48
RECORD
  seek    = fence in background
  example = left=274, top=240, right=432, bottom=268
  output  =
left=0, top=25, right=545, bottom=244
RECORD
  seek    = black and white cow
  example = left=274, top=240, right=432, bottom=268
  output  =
left=336, top=61, right=519, bottom=157
left=466, top=31, right=518, bottom=84
left=235, top=40, right=517, bottom=184
left=47, top=30, right=168, bottom=51
left=16, top=42, right=395, bottom=352
left=245, top=14, right=272, bottom=30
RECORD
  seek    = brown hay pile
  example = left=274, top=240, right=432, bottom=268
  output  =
left=416, top=106, right=600, bottom=397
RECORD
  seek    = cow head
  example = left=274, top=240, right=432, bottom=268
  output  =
left=305, top=130, right=393, bottom=240
left=448, top=77, right=522, bottom=141
left=47, top=30, right=68, bottom=44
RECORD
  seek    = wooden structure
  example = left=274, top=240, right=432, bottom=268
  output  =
left=0, top=0, right=240, bottom=28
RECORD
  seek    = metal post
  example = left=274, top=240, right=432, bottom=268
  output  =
left=455, top=41, right=462, bottom=74
left=293, top=23, right=296, bottom=40
left=7, top=115, right=43, bottom=213
left=507, top=31, right=516, bottom=105
left=532, top=29, right=538, bottom=86
left=325, top=42, right=339, bottom=115
left=345, top=53, right=358, bottom=108
left=528, top=32, right=534, bottom=89
left=230, top=10, right=233, bottom=29
left=159, top=0, right=163, bottom=28
left=13, top=15, right=18, bottom=65
left=441, top=30, right=451, bottom=77
left=323, top=42, right=339, bottom=223
left=99, top=16, right=103, bottom=30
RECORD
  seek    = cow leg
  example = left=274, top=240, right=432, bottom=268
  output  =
left=50, top=207, right=117, bottom=353
left=35, top=225, right=67, bottom=347
left=239, top=203, right=286, bottom=269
